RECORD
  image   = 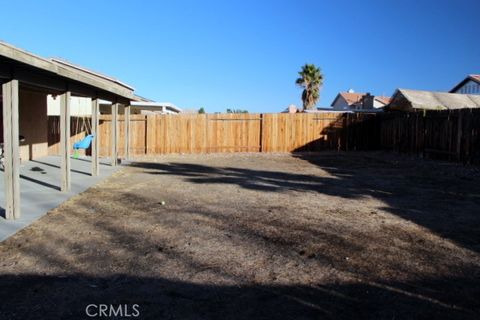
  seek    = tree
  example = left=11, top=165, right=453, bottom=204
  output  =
left=295, top=64, right=324, bottom=111
left=226, top=108, right=248, bottom=114
left=198, top=107, right=206, bottom=114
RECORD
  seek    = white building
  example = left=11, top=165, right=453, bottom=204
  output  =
left=330, top=90, right=390, bottom=111
left=450, top=74, right=480, bottom=95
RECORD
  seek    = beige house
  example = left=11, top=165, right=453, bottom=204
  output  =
left=331, top=90, right=390, bottom=111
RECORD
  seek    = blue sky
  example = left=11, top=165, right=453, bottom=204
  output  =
left=1, top=0, right=479, bottom=113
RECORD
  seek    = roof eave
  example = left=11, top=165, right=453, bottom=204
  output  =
left=0, top=41, right=135, bottom=101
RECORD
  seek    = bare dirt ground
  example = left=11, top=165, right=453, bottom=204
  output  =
left=0, top=151, right=479, bottom=319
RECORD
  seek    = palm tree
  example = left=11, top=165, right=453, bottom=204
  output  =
left=295, top=64, right=324, bottom=111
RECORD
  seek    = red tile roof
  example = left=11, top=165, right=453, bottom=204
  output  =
left=339, top=92, right=365, bottom=105
left=471, top=74, right=480, bottom=82
left=336, top=92, right=391, bottom=106
left=375, top=96, right=392, bottom=105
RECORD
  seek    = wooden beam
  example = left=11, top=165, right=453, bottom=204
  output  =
left=60, top=91, right=71, bottom=191
left=2, top=79, right=20, bottom=219
left=0, top=42, right=135, bottom=100
left=111, top=102, right=119, bottom=166
left=124, top=105, right=131, bottom=160
left=1, top=61, right=132, bottom=104
left=91, top=98, right=100, bottom=176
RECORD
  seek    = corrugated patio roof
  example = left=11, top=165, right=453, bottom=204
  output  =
left=390, top=89, right=480, bottom=110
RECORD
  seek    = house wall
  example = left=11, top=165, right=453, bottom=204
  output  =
left=373, top=100, right=386, bottom=109
left=331, top=96, right=352, bottom=111
left=19, top=90, right=49, bottom=161
left=453, top=80, right=480, bottom=95
left=47, top=95, right=93, bottom=115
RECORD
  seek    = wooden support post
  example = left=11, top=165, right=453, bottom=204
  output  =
left=456, top=110, right=463, bottom=161
left=2, top=79, right=21, bottom=219
left=111, top=102, right=119, bottom=166
left=91, top=98, right=100, bottom=176
left=60, top=91, right=71, bottom=191
left=124, top=105, right=131, bottom=160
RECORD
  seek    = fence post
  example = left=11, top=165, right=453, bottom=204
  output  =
left=422, top=111, right=427, bottom=158
left=345, top=113, right=349, bottom=151
left=143, top=115, right=148, bottom=155
left=456, top=110, right=463, bottom=161
left=259, top=113, right=264, bottom=152
left=124, top=105, right=131, bottom=160
left=146, top=115, right=155, bottom=155
left=205, top=114, right=209, bottom=153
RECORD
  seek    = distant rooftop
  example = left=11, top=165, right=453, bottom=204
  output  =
left=450, top=74, right=480, bottom=93
left=389, top=88, right=480, bottom=111
left=331, top=92, right=391, bottom=106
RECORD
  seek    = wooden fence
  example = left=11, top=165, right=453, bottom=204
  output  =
left=47, top=110, right=479, bottom=164
left=47, top=113, right=377, bottom=157
left=379, top=109, right=480, bottom=164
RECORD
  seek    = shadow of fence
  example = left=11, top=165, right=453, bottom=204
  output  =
left=378, top=109, right=480, bottom=164
left=294, top=109, right=480, bottom=164
left=293, top=112, right=379, bottom=152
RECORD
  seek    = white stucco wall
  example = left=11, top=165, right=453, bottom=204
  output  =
left=453, top=80, right=480, bottom=95
left=47, top=95, right=93, bottom=116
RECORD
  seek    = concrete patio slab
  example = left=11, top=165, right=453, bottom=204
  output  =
left=0, top=155, right=120, bottom=241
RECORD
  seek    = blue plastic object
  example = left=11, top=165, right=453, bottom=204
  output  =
left=73, top=134, right=95, bottom=150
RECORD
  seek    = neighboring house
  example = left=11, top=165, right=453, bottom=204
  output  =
left=450, top=74, right=480, bottom=95
left=386, top=88, right=480, bottom=111
left=282, top=104, right=299, bottom=113
left=330, top=90, right=390, bottom=111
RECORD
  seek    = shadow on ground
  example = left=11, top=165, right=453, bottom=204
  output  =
left=1, top=152, right=479, bottom=319
left=130, top=152, right=480, bottom=254
left=0, top=273, right=477, bottom=320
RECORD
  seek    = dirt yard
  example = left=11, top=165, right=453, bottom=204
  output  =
left=0, top=152, right=479, bottom=319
